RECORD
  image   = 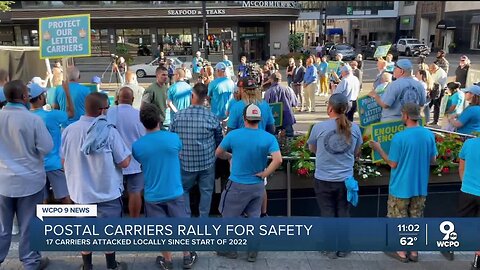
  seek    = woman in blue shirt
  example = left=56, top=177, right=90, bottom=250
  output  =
left=448, top=85, right=480, bottom=135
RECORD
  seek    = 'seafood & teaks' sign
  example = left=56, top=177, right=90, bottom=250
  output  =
left=39, top=14, right=91, bottom=59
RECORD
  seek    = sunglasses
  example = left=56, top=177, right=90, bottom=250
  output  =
left=99, top=106, right=110, bottom=110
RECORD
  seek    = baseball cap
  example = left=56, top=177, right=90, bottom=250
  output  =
left=244, top=103, right=262, bottom=121
left=237, top=77, right=258, bottom=89
left=31, top=76, right=45, bottom=85
left=395, top=59, right=413, bottom=71
left=328, top=93, right=349, bottom=108
left=214, top=62, right=227, bottom=71
left=91, top=76, right=102, bottom=84
left=0, top=88, right=5, bottom=103
left=401, top=103, right=421, bottom=120
left=336, top=53, right=343, bottom=59
left=28, top=83, right=47, bottom=99
left=462, top=85, right=480, bottom=96
left=340, top=64, right=352, bottom=73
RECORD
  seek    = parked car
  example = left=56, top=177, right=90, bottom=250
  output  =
left=129, top=56, right=192, bottom=78
left=328, top=44, right=356, bottom=61
left=361, top=41, right=399, bottom=61
left=321, top=42, right=335, bottom=57
left=396, top=38, right=430, bottom=57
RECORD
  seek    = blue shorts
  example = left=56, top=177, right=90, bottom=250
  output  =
left=144, top=196, right=188, bottom=218
left=44, top=169, right=69, bottom=200
left=97, top=197, right=123, bottom=218
left=123, top=173, right=144, bottom=193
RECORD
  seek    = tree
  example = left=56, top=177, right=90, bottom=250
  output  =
left=289, top=33, right=303, bottom=53
left=0, top=1, right=14, bottom=12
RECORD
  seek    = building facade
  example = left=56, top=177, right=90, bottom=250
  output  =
left=0, top=1, right=300, bottom=63
left=296, top=1, right=398, bottom=49
left=444, top=1, right=480, bottom=54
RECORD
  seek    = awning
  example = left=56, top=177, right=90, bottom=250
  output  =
left=436, top=19, right=456, bottom=30
left=326, top=28, right=343, bottom=36
left=470, top=15, right=480, bottom=24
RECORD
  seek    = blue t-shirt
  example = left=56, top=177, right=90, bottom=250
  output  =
left=238, top=64, right=248, bottom=77
left=192, top=56, right=203, bottom=74
left=168, top=80, right=192, bottom=120
left=208, top=77, right=234, bottom=119
left=46, top=87, right=57, bottom=106
left=227, top=100, right=274, bottom=131
left=459, top=138, right=480, bottom=197
left=225, top=98, right=238, bottom=115
left=457, top=105, right=480, bottom=135
left=307, top=119, right=363, bottom=181
left=388, top=126, right=437, bottom=199
left=219, top=128, right=280, bottom=184
left=385, top=61, right=395, bottom=73
left=380, top=77, right=426, bottom=121
left=55, top=82, right=91, bottom=125
left=132, top=130, right=184, bottom=203
left=32, top=109, right=68, bottom=171
left=446, top=92, right=464, bottom=115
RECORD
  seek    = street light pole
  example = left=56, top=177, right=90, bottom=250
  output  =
left=323, top=6, right=327, bottom=45
left=202, top=1, right=209, bottom=60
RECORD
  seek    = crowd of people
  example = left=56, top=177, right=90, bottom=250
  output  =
left=1, top=47, right=480, bottom=270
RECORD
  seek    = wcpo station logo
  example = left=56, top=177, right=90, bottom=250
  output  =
left=437, top=221, right=459, bottom=248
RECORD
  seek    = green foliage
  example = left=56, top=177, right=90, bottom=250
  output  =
left=433, top=133, right=464, bottom=175
left=0, top=1, right=14, bottom=12
left=115, top=44, right=134, bottom=65
left=288, top=33, right=304, bottom=53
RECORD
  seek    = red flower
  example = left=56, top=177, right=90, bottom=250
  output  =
left=436, top=136, right=444, bottom=143
left=442, top=167, right=450, bottom=174
left=446, top=149, right=452, bottom=156
left=297, top=168, right=308, bottom=176
left=363, top=135, right=370, bottom=142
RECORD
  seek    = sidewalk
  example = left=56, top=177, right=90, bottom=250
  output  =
left=1, top=250, right=474, bottom=269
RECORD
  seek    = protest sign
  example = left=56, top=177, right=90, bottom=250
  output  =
left=357, top=95, right=382, bottom=127
left=39, top=14, right=91, bottom=59
left=326, top=61, right=341, bottom=74
left=269, top=102, right=283, bottom=127
left=370, top=119, right=424, bottom=162
left=373, top=44, right=392, bottom=59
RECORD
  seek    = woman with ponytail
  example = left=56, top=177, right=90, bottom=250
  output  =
left=307, top=93, right=363, bottom=259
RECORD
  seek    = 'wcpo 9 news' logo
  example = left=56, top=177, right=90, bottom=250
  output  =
left=437, top=221, right=459, bottom=248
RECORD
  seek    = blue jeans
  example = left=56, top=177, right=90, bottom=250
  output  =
left=181, top=165, right=215, bottom=217
left=0, top=190, right=43, bottom=270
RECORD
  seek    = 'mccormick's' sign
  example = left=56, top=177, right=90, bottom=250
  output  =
left=242, top=1, right=299, bottom=8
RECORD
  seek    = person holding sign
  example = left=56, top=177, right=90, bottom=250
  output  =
left=369, top=103, right=437, bottom=263
left=307, top=93, right=363, bottom=259
left=368, top=59, right=426, bottom=122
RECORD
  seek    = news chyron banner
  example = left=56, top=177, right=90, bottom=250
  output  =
left=32, top=205, right=480, bottom=251
left=39, top=14, right=91, bottom=59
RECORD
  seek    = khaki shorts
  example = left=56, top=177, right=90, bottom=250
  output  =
left=387, top=195, right=426, bottom=218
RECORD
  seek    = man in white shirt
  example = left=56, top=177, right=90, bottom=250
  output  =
left=61, top=92, right=131, bottom=270
left=107, top=87, right=146, bottom=218
left=121, top=71, right=145, bottom=110
left=429, top=63, right=448, bottom=125
left=333, top=65, right=360, bottom=121
left=0, top=80, right=53, bottom=270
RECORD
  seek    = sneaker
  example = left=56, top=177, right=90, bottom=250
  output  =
left=216, top=251, right=238, bottom=259
left=183, top=251, right=198, bottom=269
left=108, top=261, right=128, bottom=270
left=156, top=256, right=173, bottom=270
left=322, top=251, right=338, bottom=259
left=336, top=251, right=350, bottom=258
left=247, top=251, right=258, bottom=262
left=441, top=251, right=454, bottom=261
left=36, top=257, right=50, bottom=270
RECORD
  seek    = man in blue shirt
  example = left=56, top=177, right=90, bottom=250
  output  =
left=0, top=80, right=53, bottom=270
left=215, top=103, right=282, bottom=262
left=170, top=83, right=223, bottom=218
left=208, top=62, right=234, bottom=120
left=458, top=136, right=480, bottom=269
left=29, top=82, right=73, bottom=204
left=107, top=87, right=146, bottom=218
left=303, top=56, right=318, bottom=112
left=370, top=103, right=437, bottom=263
left=222, top=54, right=234, bottom=79
left=237, top=56, right=248, bottom=78
left=167, top=68, right=192, bottom=121
left=368, top=59, right=426, bottom=122
left=53, top=66, right=91, bottom=126
left=132, top=103, right=197, bottom=270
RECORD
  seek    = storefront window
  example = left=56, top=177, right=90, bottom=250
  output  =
left=116, top=28, right=152, bottom=56
left=0, top=27, right=15, bottom=45
left=472, top=25, right=480, bottom=49
left=158, top=28, right=192, bottom=56
left=91, top=29, right=110, bottom=56
left=199, top=27, right=233, bottom=55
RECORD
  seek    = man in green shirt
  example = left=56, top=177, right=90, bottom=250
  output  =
left=142, top=66, right=169, bottom=127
